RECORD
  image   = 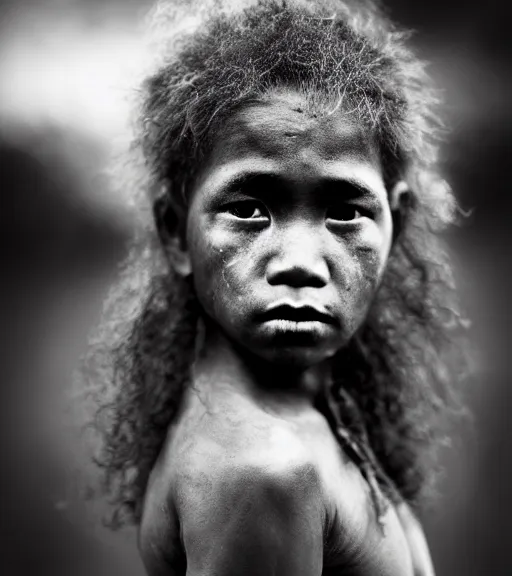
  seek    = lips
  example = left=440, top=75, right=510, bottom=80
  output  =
left=258, top=304, right=338, bottom=326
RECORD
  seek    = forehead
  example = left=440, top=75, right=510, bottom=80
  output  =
left=201, top=90, right=383, bottom=185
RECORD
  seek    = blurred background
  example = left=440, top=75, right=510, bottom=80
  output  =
left=0, top=0, right=510, bottom=574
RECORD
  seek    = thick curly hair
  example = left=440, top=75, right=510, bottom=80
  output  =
left=87, top=0, right=469, bottom=527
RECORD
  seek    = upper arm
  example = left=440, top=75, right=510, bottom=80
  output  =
left=176, top=459, right=326, bottom=576
left=139, top=461, right=187, bottom=576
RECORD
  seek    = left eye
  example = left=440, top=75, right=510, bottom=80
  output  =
left=326, top=205, right=363, bottom=222
left=225, top=201, right=267, bottom=219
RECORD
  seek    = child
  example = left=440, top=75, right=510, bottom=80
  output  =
left=93, top=1, right=467, bottom=574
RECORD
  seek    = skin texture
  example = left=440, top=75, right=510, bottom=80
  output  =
left=139, top=92, right=435, bottom=575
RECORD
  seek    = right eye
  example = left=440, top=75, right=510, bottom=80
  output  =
left=225, top=201, right=268, bottom=220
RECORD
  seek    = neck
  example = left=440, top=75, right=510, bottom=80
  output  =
left=191, top=316, right=333, bottom=411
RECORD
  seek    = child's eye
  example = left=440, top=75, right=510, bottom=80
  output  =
left=326, top=205, right=363, bottom=222
left=225, top=201, right=268, bottom=219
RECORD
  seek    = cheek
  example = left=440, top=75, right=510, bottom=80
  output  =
left=355, top=216, right=392, bottom=279
left=188, top=218, right=258, bottom=319
left=338, top=224, right=391, bottom=318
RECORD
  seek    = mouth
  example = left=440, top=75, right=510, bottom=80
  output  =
left=258, top=304, right=338, bottom=326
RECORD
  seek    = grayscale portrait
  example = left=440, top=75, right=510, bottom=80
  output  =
left=0, top=1, right=509, bottom=575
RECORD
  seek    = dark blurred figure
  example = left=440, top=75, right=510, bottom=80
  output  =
left=0, top=125, right=132, bottom=576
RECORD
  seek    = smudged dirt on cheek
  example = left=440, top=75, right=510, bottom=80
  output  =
left=193, top=227, right=258, bottom=323
left=215, top=249, right=257, bottom=308
left=345, top=223, right=389, bottom=292
left=338, top=242, right=386, bottom=333
left=352, top=247, right=387, bottom=319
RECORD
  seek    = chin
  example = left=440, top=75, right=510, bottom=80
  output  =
left=255, top=344, right=339, bottom=369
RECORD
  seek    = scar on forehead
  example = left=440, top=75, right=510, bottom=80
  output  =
left=291, top=106, right=318, bottom=119
left=256, top=86, right=330, bottom=119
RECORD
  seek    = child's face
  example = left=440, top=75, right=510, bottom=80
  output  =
left=185, top=90, right=395, bottom=367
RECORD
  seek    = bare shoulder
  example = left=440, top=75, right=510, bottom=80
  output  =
left=175, top=430, right=327, bottom=530
left=171, top=397, right=327, bottom=515
left=139, top=396, right=327, bottom=574
left=161, top=397, right=328, bottom=575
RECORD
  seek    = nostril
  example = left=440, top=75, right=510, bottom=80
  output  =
left=266, top=262, right=329, bottom=288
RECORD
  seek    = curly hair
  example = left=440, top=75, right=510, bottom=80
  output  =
left=87, top=0, right=469, bottom=527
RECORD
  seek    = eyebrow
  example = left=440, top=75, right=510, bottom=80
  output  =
left=313, top=177, right=377, bottom=199
left=221, top=172, right=281, bottom=195
left=212, top=171, right=381, bottom=201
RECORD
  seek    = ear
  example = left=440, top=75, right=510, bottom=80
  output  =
left=388, top=180, right=411, bottom=243
left=153, top=181, right=192, bottom=277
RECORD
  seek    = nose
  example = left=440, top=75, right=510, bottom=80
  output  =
left=266, top=226, right=330, bottom=288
